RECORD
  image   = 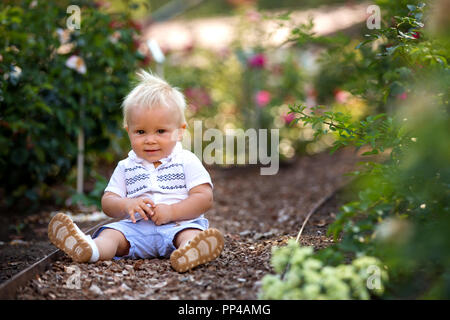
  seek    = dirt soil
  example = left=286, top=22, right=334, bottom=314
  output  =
left=1, top=148, right=360, bottom=300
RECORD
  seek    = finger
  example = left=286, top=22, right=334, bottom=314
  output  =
left=143, top=198, right=155, bottom=207
left=146, top=205, right=155, bottom=216
left=140, top=202, right=152, bottom=217
left=137, top=207, right=147, bottom=221
left=142, top=207, right=153, bottom=219
left=129, top=211, right=136, bottom=223
left=136, top=204, right=149, bottom=219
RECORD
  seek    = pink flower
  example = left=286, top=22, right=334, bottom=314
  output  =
left=247, top=53, right=266, bottom=69
left=397, top=92, right=408, bottom=100
left=109, top=20, right=124, bottom=29
left=412, top=31, right=420, bottom=39
left=282, top=113, right=296, bottom=124
left=255, top=90, right=271, bottom=107
left=334, top=89, right=351, bottom=104
left=128, top=20, right=143, bottom=32
left=185, top=87, right=212, bottom=112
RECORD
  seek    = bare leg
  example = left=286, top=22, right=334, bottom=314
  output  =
left=173, top=228, right=202, bottom=248
left=94, top=228, right=130, bottom=260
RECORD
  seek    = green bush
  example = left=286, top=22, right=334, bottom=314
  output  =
left=0, top=0, right=145, bottom=210
left=261, top=1, right=450, bottom=299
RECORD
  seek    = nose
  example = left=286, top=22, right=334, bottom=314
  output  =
left=144, top=133, right=157, bottom=144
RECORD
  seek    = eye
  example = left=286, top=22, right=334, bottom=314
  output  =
left=136, top=130, right=145, bottom=135
left=157, top=129, right=166, bottom=134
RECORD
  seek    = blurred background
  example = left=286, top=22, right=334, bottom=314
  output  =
left=0, top=0, right=449, bottom=299
left=0, top=0, right=372, bottom=211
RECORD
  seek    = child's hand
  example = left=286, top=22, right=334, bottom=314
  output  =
left=151, top=203, right=174, bottom=226
left=125, top=197, right=155, bottom=223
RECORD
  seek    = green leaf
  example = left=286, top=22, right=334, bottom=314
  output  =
left=362, top=149, right=379, bottom=156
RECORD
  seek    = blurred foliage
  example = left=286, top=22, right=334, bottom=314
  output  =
left=1, top=0, right=347, bottom=212
left=310, top=0, right=447, bottom=114
left=142, top=0, right=360, bottom=20
left=154, top=7, right=343, bottom=163
left=260, top=239, right=388, bottom=299
left=70, top=172, right=108, bottom=209
left=261, top=0, right=450, bottom=299
left=159, top=32, right=308, bottom=163
left=0, top=0, right=146, bottom=211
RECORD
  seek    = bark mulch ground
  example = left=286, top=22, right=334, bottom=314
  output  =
left=1, top=148, right=360, bottom=300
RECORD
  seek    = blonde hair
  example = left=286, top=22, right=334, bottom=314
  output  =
left=122, top=70, right=186, bottom=127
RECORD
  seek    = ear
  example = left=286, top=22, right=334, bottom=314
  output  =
left=176, top=123, right=187, bottom=141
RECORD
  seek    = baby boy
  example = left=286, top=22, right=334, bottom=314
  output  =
left=48, top=70, right=224, bottom=272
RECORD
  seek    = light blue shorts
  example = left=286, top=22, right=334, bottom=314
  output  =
left=92, top=215, right=209, bottom=259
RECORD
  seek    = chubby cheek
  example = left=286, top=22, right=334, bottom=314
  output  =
left=162, top=138, right=177, bottom=150
left=129, top=135, right=144, bottom=148
left=170, top=129, right=181, bottom=142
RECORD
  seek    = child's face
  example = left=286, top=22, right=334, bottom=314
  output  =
left=125, top=105, right=186, bottom=163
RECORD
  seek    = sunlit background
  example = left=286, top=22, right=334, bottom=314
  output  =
left=1, top=0, right=449, bottom=299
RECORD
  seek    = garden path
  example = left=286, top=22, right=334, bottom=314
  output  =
left=15, top=148, right=359, bottom=299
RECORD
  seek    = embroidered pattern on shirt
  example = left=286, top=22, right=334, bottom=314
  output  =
left=124, top=160, right=153, bottom=198
left=159, top=184, right=187, bottom=190
left=157, top=163, right=183, bottom=172
left=156, top=163, right=187, bottom=191
left=123, top=152, right=188, bottom=197
left=124, top=165, right=146, bottom=172
left=126, top=173, right=150, bottom=186
left=127, top=185, right=148, bottom=196
left=157, top=173, right=185, bottom=182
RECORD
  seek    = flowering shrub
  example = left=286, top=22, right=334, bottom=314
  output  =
left=247, top=53, right=266, bottom=68
left=260, top=240, right=388, bottom=300
left=0, top=0, right=145, bottom=210
left=261, top=0, right=450, bottom=299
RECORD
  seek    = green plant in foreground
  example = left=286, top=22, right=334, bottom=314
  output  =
left=260, top=239, right=388, bottom=300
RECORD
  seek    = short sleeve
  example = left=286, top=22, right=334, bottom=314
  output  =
left=182, top=151, right=213, bottom=191
left=104, top=161, right=127, bottom=198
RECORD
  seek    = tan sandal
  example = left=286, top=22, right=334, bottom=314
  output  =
left=48, top=212, right=93, bottom=263
left=170, top=228, right=224, bottom=273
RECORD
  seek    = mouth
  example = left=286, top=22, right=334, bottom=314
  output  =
left=144, top=149, right=160, bottom=154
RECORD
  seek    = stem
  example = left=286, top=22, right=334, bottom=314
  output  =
left=298, top=110, right=363, bottom=137
left=76, top=101, right=85, bottom=195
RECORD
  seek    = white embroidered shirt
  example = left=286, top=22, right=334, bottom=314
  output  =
left=105, top=142, right=213, bottom=209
